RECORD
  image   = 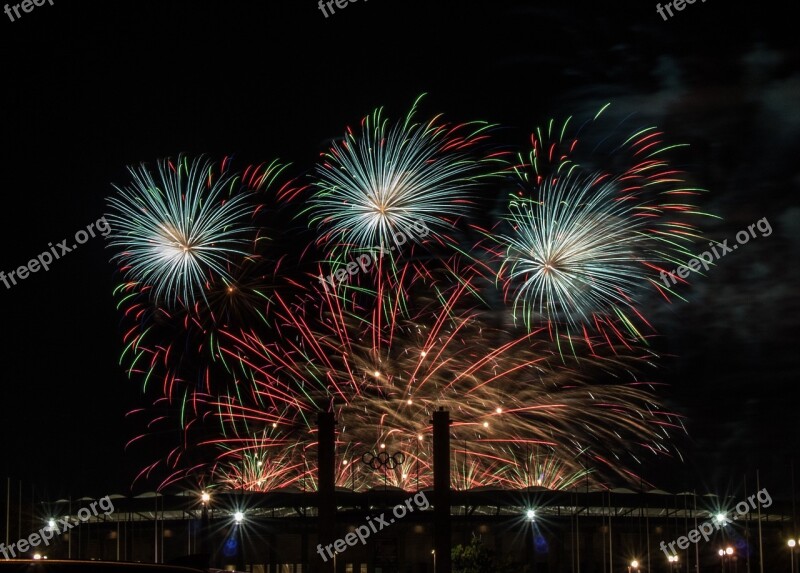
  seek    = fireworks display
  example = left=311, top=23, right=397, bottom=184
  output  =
left=484, top=108, right=715, bottom=342
left=106, top=101, right=711, bottom=493
left=107, top=157, right=300, bottom=405
left=107, top=155, right=257, bottom=308
left=203, top=276, right=681, bottom=491
left=307, top=94, right=504, bottom=258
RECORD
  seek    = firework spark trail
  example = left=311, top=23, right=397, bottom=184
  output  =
left=483, top=107, right=716, bottom=343
left=107, top=158, right=311, bottom=478
left=107, top=158, right=303, bottom=398
left=307, top=94, right=505, bottom=259
left=195, top=271, right=684, bottom=492
left=119, top=245, right=684, bottom=492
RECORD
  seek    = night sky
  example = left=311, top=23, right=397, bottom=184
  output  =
left=0, top=0, right=798, bottom=501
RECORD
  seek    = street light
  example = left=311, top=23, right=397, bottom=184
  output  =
left=524, top=509, right=536, bottom=572
left=718, top=547, right=735, bottom=573
left=233, top=511, right=246, bottom=571
left=789, top=539, right=797, bottom=573
left=628, top=559, right=639, bottom=573
left=199, top=492, right=211, bottom=564
left=432, top=549, right=436, bottom=573
left=668, top=554, right=679, bottom=571
left=727, top=547, right=736, bottom=573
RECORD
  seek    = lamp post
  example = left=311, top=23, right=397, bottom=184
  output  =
left=234, top=511, right=245, bottom=571
left=526, top=509, right=536, bottom=573
left=719, top=547, right=735, bottom=573
left=431, top=549, right=436, bottom=572
left=627, top=559, right=639, bottom=573
left=200, top=491, right=212, bottom=566
left=789, top=539, right=797, bottom=573
left=668, top=554, right=679, bottom=571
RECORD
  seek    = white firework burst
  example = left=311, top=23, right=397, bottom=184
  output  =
left=106, top=155, right=254, bottom=307
left=308, top=95, right=500, bottom=255
left=488, top=108, right=712, bottom=340
left=496, top=171, right=656, bottom=334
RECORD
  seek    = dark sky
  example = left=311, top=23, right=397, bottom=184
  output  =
left=0, top=0, right=798, bottom=501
